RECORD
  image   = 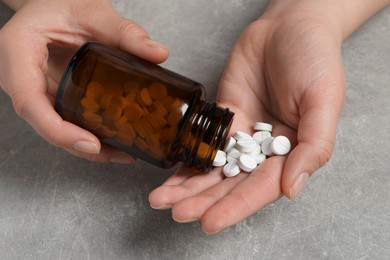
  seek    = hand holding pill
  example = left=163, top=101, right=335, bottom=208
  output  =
left=148, top=0, right=389, bottom=234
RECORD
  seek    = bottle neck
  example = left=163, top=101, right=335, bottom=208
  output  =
left=180, top=101, right=234, bottom=171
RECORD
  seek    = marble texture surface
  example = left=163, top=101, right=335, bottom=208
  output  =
left=1, top=1, right=390, bottom=259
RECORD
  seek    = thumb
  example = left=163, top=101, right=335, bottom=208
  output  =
left=282, top=82, right=345, bottom=200
left=82, top=2, right=169, bottom=64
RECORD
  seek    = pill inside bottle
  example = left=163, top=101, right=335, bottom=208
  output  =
left=55, top=42, right=234, bottom=171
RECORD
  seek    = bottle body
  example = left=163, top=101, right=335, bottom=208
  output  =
left=55, top=42, right=233, bottom=171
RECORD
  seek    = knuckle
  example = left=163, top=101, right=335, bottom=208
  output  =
left=230, top=191, right=254, bottom=214
left=11, top=92, right=29, bottom=119
left=262, top=173, right=281, bottom=194
left=118, top=20, right=147, bottom=38
left=307, top=139, right=334, bottom=170
left=11, top=91, right=64, bottom=149
left=301, top=139, right=334, bottom=170
left=316, top=144, right=333, bottom=166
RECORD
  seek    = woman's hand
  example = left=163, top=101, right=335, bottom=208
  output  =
left=149, top=0, right=390, bottom=234
left=0, top=0, right=169, bottom=163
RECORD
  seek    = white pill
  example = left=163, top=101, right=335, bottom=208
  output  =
left=236, top=139, right=258, bottom=153
left=254, top=122, right=273, bottom=132
left=227, top=148, right=241, bottom=159
left=226, top=156, right=238, bottom=163
left=251, top=153, right=266, bottom=164
left=223, top=136, right=237, bottom=152
left=233, top=131, right=253, bottom=141
left=253, top=131, right=271, bottom=145
left=261, top=137, right=274, bottom=156
left=244, top=144, right=261, bottom=156
left=223, top=161, right=241, bottom=177
left=271, top=136, right=291, bottom=155
left=212, top=150, right=227, bottom=167
left=238, top=154, right=257, bottom=172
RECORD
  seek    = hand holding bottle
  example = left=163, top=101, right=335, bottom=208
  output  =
left=0, top=0, right=168, bottom=163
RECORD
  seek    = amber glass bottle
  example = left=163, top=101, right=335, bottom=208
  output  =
left=55, top=42, right=234, bottom=171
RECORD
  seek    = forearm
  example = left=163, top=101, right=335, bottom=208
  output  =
left=263, top=0, right=390, bottom=41
left=1, top=0, right=27, bottom=10
left=337, top=0, right=390, bottom=39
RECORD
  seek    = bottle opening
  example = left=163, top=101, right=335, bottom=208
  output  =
left=181, top=101, right=234, bottom=172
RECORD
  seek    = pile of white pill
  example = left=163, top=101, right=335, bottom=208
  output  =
left=212, top=122, right=291, bottom=177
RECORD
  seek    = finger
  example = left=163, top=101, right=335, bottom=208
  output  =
left=0, top=38, right=104, bottom=156
left=148, top=166, right=204, bottom=209
left=148, top=167, right=225, bottom=210
left=81, top=2, right=169, bottom=64
left=13, top=89, right=102, bottom=153
left=282, top=79, right=345, bottom=200
left=171, top=172, right=249, bottom=223
left=14, top=87, right=134, bottom=164
left=201, top=156, right=285, bottom=234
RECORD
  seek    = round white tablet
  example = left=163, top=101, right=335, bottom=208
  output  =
left=254, top=122, right=273, bottom=132
left=271, top=136, right=291, bottom=155
left=253, top=131, right=271, bottom=145
left=233, top=131, right=253, bottom=141
left=251, top=153, right=266, bottom=164
left=261, top=137, right=274, bottom=156
left=212, top=150, right=227, bottom=167
left=238, top=154, right=257, bottom=172
left=244, top=144, right=261, bottom=156
left=227, top=148, right=241, bottom=159
left=236, top=139, right=258, bottom=153
left=223, top=161, right=241, bottom=177
left=223, top=136, right=237, bottom=152
left=226, top=156, right=238, bottom=163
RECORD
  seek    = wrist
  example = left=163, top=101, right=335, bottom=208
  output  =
left=262, top=0, right=390, bottom=41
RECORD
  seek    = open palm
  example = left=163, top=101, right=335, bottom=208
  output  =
left=149, top=16, right=346, bottom=234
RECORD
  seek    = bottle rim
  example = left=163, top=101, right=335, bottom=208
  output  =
left=185, top=101, right=234, bottom=172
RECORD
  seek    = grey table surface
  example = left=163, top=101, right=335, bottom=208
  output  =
left=1, top=1, right=390, bottom=259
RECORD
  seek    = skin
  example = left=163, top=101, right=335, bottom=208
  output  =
left=0, top=0, right=169, bottom=163
left=148, top=0, right=390, bottom=234
left=1, top=0, right=389, bottom=234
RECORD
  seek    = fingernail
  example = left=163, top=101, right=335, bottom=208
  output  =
left=110, top=154, right=135, bottom=164
left=288, top=172, right=309, bottom=200
left=74, top=141, right=100, bottom=154
left=150, top=204, right=172, bottom=210
left=145, top=39, right=166, bottom=49
left=202, top=227, right=220, bottom=235
left=173, top=217, right=197, bottom=223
